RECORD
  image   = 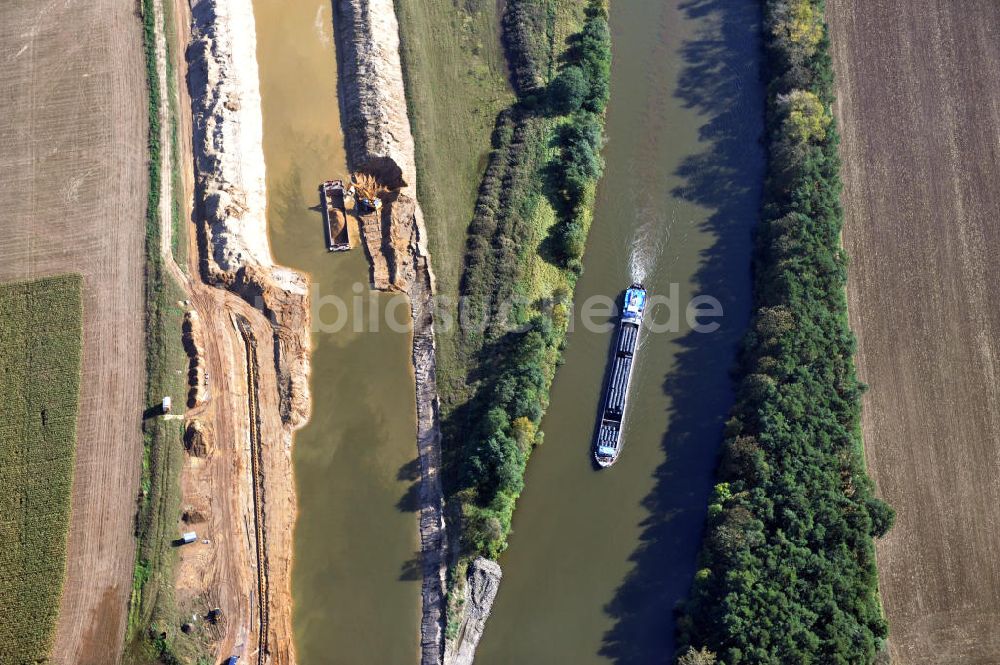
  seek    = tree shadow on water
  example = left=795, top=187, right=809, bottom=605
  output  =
left=399, top=551, right=422, bottom=582
left=397, top=480, right=421, bottom=513
left=396, top=457, right=422, bottom=512
left=600, top=0, right=766, bottom=662
left=397, top=456, right=421, bottom=482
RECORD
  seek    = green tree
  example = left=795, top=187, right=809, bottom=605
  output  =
left=560, top=222, right=587, bottom=261
left=768, top=0, right=824, bottom=57
left=867, top=497, right=896, bottom=538
left=778, top=89, right=831, bottom=144
left=549, top=65, right=589, bottom=114
left=558, top=112, right=605, bottom=203
left=511, top=417, right=537, bottom=453
left=577, top=10, right=612, bottom=112
left=676, top=2, right=893, bottom=662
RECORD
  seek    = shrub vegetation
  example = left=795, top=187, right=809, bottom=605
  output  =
left=444, top=0, right=611, bottom=564
left=675, top=1, right=894, bottom=663
left=0, top=274, right=83, bottom=662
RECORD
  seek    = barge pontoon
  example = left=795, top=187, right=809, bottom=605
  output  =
left=320, top=179, right=351, bottom=252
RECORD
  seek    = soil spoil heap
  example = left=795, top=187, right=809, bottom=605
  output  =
left=334, top=0, right=447, bottom=662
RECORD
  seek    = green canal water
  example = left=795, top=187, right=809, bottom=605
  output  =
left=253, top=0, right=421, bottom=662
left=475, top=0, right=765, bottom=662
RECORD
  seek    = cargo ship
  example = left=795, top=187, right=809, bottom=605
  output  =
left=320, top=179, right=351, bottom=251
left=594, top=283, right=647, bottom=467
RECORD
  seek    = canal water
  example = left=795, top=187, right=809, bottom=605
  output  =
left=252, top=1, right=421, bottom=662
left=476, top=0, right=765, bottom=662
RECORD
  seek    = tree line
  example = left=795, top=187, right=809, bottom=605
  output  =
left=675, top=1, right=894, bottom=664
left=444, top=0, right=612, bottom=564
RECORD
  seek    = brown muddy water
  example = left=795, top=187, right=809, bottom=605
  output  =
left=476, top=0, right=765, bottom=662
left=252, top=1, right=421, bottom=662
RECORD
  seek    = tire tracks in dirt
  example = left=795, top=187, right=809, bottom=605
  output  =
left=156, top=2, right=301, bottom=662
left=234, top=313, right=271, bottom=665
left=828, top=1, right=1000, bottom=661
left=0, top=1, right=147, bottom=662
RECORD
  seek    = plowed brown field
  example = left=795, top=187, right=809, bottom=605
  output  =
left=828, top=1, right=1000, bottom=662
left=0, top=0, right=147, bottom=662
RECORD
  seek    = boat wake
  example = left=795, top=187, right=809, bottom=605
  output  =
left=627, top=213, right=670, bottom=285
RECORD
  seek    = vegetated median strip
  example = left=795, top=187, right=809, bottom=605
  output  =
left=123, top=0, right=191, bottom=661
left=0, top=275, right=83, bottom=663
left=163, top=0, right=187, bottom=271
left=674, top=1, right=894, bottom=664
left=439, top=0, right=612, bottom=648
left=393, top=0, right=514, bottom=306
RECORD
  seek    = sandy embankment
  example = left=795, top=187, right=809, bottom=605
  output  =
left=188, top=0, right=311, bottom=427
left=334, top=0, right=449, bottom=663
left=183, top=0, right=311, bottom=662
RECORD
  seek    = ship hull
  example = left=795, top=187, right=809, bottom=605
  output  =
left=593, top=284, right=647, bottom=467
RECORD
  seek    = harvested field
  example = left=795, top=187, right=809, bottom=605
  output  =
left=827, top=1, right=1000, bottom=662
left=0, top=276, right=83, bottom=663
left=0, top=0, right=148, bottom=662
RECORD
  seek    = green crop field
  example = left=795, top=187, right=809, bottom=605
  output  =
left=0, top=274, right=83, bottom=662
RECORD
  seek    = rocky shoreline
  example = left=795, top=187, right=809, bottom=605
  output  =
left=334, top=0, right=448, bottom=662
left=445, top=558, right=502, bottom=665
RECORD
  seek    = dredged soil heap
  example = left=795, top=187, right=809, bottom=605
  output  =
left=334, top=0, right=449, bottom=662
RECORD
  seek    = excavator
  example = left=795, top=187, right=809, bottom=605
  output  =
left=347, top=172, right=384, bottom=213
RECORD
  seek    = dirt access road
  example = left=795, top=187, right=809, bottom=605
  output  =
left=158, top=1, right=299, bottom=662
left=828, top=1, right=1000, bottom=662
left=0, top=0, right=147, bottom=662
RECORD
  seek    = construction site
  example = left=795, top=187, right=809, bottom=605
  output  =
left=131, top=0, right=311, bottom=662
left=133, top=0, right=445, bottom=662
left=9, top=0, right=1000, bottom=661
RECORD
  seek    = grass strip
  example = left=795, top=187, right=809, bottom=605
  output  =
left=122, top=0, right=197, bottom=662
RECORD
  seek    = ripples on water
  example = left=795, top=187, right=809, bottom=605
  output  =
left=314, top=5, right=330, bottom=44
left=627, top=214, right=670, bottom=286
left=475, top=0, right=766, bottom=660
